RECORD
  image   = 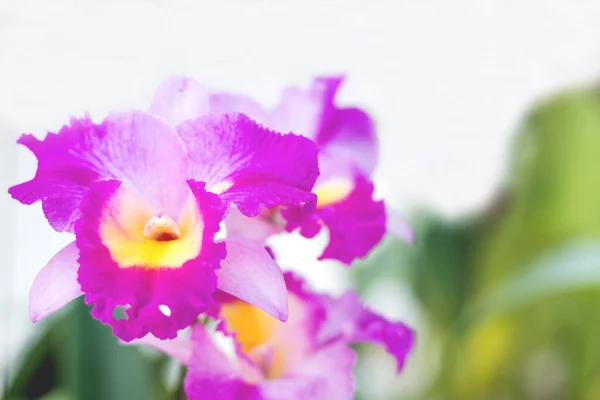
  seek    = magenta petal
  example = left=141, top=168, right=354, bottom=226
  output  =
left=386, top=208, right=414, bottom=244
left=9, top=120, right=101, bottom=232
left=284, top=176, right=386, bottom=265
left=29, top=241, right=83, bottom=323
left=177, top=113, right=319, bottom=217
left=217, top=239, right=288, bottom=322
left=317, top=107, right=377, bottom=177
left=185, top=325, right=261, bottom=400
left=149, top=77, right=211, bottom=126
left=318, top=176, right=386, bottom=264
left=272, top=76, right=378, bottom=177
left=318, top=291, right=415, bottom=372
left=9, top=111, right=190, bottom=232
left=76, top=180, right=226, bottom=341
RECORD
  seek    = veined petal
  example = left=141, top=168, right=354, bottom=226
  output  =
left=282, top=175, right=386, bottom=265
left=206, top=76, right=377, bottom=177
left=177, top=113, right=319, bottom=217
left=217, top=239, right=288, bottom=322
left=184, top=325, right=262, bottom=400
left=76, top=179, right=226, bottom=341
left=149, top=77, right=211, bottom=126
left=317, top=291, right=415, bottom=372
left=9, top=112, right=190, bottom=232
left=29, top=241, right=83, bottom=322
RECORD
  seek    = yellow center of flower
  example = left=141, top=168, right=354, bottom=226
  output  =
left=100, top=188, right=203, bottom=269
left=313, top=178, right=354, bottom=208
left=220, top=296, right=311, bottom=380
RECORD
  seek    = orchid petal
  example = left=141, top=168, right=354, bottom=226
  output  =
left=177, top=113, right=319, bottom=217
left=217, top=239, right=288, bottom=322
left=149, top=77, right=211, bottom=126
left=386, top=208, right=414, bottom=244
left=185, top=325, right=260, bottom=400
left=128, top=331, right=193, bottom=365
left=30, top=241, right=82, bottom=322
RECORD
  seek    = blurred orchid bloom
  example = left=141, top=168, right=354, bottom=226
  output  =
left=134, top=273, right=414, bottom=400
left=151, top=76, right=413, bottom=265
left=9, top=111, right=319, bottom=341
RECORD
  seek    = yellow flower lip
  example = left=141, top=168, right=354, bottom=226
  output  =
left=99, top=189, right=204, bottom=269
left=143, top=213, right=182, bottom=241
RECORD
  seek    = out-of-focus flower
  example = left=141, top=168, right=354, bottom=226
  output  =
left=135, top=273, right=414, bottom=399
left=150, top=77, right=413, bottom=265
left=9, top=111, right=319, bottom=341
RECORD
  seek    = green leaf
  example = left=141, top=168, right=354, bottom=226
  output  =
left=466, top=240, right=600, bottom=323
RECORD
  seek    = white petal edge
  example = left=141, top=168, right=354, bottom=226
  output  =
left=30, top=241, right=83, bottom=322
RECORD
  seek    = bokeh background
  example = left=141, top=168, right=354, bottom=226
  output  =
left=3, top=1, right=600, bottom=399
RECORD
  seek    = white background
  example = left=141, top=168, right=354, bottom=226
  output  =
left=2, top=0, right=600, bottom=393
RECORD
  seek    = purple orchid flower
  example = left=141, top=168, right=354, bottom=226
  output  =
left=9, top=111, right=319, bottom=341
left=133, top=273, right=414, bottom=400
left=151, top=76, right=413, bottom=265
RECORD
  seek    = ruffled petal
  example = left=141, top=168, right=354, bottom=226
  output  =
left=149, top=77, right=211, bottom=126
left=177, top=113, right=318, bottom=217
left=184, top=325, right=262, bottom=400
left=29, top=241, right=83, bottom=322
left=9, top=111, right=190, bottom=232
left=317, top=291, right=415, bottom=372
left=216, top=239, right=288, bottom=322
left=76, top=179, right=226, bottom=341
left=283, top=175, right=386, bottom=265
left=285, top=273, right=414, bottom=372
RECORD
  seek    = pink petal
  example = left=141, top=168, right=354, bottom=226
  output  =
left=9, top=111, right=191, bottom=233
left=76, top=180, right=225, bottom=342
left=149, top=77, right=211, bottom=126
left=30, top=241, right=82, bottom=322
left=127, top=332, right=194, bottom=364
left=185, top=325, right=260, bottom=399
left=262, top=342, right=356, bottom=400
left=224, top=207, right=280, bottom=243
left=177, top=113, right=318, bottom=217
left=386, top=208, right=414, bottom=244
left=217, top=239, right=288, bottom=322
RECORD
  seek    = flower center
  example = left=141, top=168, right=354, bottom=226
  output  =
left=99, top=188, right=204, bottom=269
left=313, top=178, right=354, bottom=208
left=143, top=213, right=182, bottom=241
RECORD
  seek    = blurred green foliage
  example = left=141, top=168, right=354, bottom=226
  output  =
left=353, top=87, right=600, bottom=399
left=4, top=300, right=180, bottom=400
